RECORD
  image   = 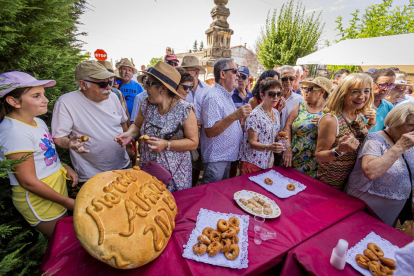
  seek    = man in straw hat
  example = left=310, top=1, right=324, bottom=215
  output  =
left=200, top=58, right=252, bottom=184
left=386, top=73, right=413, bottom=106
left=116, top=58, right=143, bottom=121
left=52, top=61, right=131, bottom=196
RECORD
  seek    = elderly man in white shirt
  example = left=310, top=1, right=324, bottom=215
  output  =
left=200, top=58, right=252, bottom=184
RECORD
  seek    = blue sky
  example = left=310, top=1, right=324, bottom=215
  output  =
left=78, top=0, right=409, bottom=67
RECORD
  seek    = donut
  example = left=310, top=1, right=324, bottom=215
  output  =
left=368, top=243, right=385, bottom=257
left=379, top=256, right=396, bottom=269
left=207, top=241, right=222, bottom=257
left=229, top=225, right=240, bottom=234
left=80, top=135, right=89, bottom=142
left=278, top=131, right=287, bottom=138
left=364, top=249, right=379, bottom=261
left=193, top=243, right=207, bottom=256
left=228, top=217, right=240, bottom=227
left=224, top=244, right=239, bottom=260
left=220, top=238, right=231, bottom=252
left=355, top=254, right=371, bottom=269
left=369, top=261, right=386, bottom=276
left=209, top=230, right=221, bottom=242
left=229, top=235, right=239, bottom=244
left=202, top=227, right=214, bottom=237
left=197, top=234, right=211, bottom=245
left=217, top=219, right=230, bottom=232
left=221, top=228, right=237, bottom=239
left=286, top=184, right=296, bottom=191
left=264, top=178, right=273, bottom=185
left=139, top=134, right=150, bottom=143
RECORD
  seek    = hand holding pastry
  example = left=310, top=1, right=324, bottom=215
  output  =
left=68, top=135, right=90, bottom=153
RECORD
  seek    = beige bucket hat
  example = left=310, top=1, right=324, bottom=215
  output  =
left=302, top=77, right=333, bottom=94
left=177, top=55, right=206, bottom=74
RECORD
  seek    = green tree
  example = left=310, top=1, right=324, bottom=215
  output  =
left=335, top=0, right=414, bottom=43
left=147, top=56, right=163, bottom=68
left=256, top=0, right=325, bottom=69
left=192, top=40, right=198, bottom=52
left=0, top=0, right=87, bottom=274
left=199, top=41, right=204, bottom=51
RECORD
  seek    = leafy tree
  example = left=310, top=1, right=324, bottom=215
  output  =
left=0, top=0, right=87, bottom=274
left=147, top=57, right=163, bottom=68
left=256, top=0, right=325, bottom=69
left=199, top=41, right=204, bottom=51
left=335, top=0, right=414, bottom=43
left=192, top=40, right=198, bottom=52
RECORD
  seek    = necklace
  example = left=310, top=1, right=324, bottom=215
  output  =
left=260, top=105, right=275, bottom=123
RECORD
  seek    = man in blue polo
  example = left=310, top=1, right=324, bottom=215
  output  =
left=232, top=66, right=252, bottom=108
left=117, top=58, right=143, bottom=122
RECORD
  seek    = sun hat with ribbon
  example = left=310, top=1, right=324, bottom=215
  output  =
left=116, top=58, right=137, bottom=74
left=177, top=55, right=206, bottom=74
left=301, top=76, right=333, bottom=94
left=142, top=62, right=182, bottom=98
left=0, top=71, right=56, bottom=97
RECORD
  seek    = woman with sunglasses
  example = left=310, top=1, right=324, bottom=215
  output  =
left=239, top=78, right=285, bottom=175
left=176, top=71, right=194, bottom=99
left=315, top=73, right=375, bottom=190
left=345, top=103, right=414, bottom=228
left=115, top=61, right=198, bottom=192
left=248, top=70, right=280, bottom=109
left=282, top=77, right=332, bottom=178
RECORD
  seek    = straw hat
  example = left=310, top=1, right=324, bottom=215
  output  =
left=141, top=62, right=182, bottom=98
left=302, top=77, right=332, bottom=94
left=177, top=56, right=206, bottom=74
left=116, top=58, right=137, bottom=74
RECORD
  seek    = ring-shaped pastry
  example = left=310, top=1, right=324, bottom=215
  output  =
left=230, top=235, right=239, bottom=244
left=264, top=178, right=273, bottom=184
left=355, top=254, right=370, bottom=269
left=363, top=249, right=378, bottom=261
left=286, top=184, right=295, bottom=191
left=224, top=244, right=239, bottom=260
left=379, top=256, right=396, bottom=269
left=221, top=228, right=237, bottom=239
left=220, top=238, right=231, bottom=252
left=368, top=243, right=384, bottom=257
left=228, top=217, right=240, bottom=227
left=209, top=230, right=221, bottom=242
left=193, top=243, right=207, bottom=256
left=207, top=241, right=222, bottom=257
left=197, top=234, right=211, bottom=245
left=217, top=219, right=230, bottom=232
left=202, top=227, right=214, bottom=237
left=229, top=225, right=240, bottom=234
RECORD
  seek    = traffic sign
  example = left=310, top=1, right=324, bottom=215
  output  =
left=94, top=49, right=107, bottom=61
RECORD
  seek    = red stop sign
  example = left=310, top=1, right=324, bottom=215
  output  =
left=94, top=49, right=107, bottom=61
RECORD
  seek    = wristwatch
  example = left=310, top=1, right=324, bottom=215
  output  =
left=167, top=141, right=171, bottom=151
left=332, top=147, right=342, bottom=157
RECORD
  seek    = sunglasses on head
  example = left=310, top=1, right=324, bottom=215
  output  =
left=375, top=82, right=396, bottom=90
left=166, top=60, right=178, bottom=67
left=281, top=76, right=296, bottom=82
left=145, top=80, right=160, bottom=90
left=239, top=74, right=248, bottom=80
left=179, top=84, right=194, bottom=91
left=223, top=68, right=238, bottom=74
left=301, top=86, right=321, bottom=92
left=83, top=79, right=111, bottom=88
left=266, top=91, right=283, bottom=98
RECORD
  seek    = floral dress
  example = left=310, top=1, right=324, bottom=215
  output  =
left=139, top=98, right=192, bottom=192
left=239, top=106, right=280, bottom=169
left=291, top=102, right=321, bottom=178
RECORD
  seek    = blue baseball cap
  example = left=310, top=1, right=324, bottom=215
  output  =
left=365, top=68, right=377, bottom=74
left=238, top=66, right=250, bottom=77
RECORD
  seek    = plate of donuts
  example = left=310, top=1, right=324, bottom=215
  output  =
left=233, top=190, right=281, bottom=219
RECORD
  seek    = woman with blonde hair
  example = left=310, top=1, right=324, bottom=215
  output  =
left=345, top=103, right=414, bottom=227
left=315, top=73, right=376, bottom=190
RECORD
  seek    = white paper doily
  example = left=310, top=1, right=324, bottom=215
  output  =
left=346, top=232, right=399, bottom=276
left=248, top=170, right=306, bottom=198
left=182, top=208, right=249, bottom=269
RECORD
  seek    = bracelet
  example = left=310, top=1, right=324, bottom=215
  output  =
left=264, top=144, right=267, bottom=151
left=166, top=141, right=171, bottom=151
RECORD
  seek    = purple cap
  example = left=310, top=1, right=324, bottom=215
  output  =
left=365, top=68, right=377, bottom=74
left=0, top=71, right=56, bottom=97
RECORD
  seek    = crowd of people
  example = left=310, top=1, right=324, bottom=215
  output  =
left=0, top=52, right=413, bottom=238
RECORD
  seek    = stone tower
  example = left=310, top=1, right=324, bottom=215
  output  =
left=201, top=0, right=234, bottom=71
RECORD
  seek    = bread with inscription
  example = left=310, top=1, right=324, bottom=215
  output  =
left=73, top=167, right=178, bottom=269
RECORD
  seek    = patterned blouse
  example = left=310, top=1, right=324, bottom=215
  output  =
left=317, top=113, right=368, bottom=190
left=291, top=102, right=322, bottom=178
left=139, top=98, right=192, bottom=192
left=239, top=106, right=280, bottom=169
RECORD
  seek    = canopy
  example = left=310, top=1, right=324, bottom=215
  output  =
left=296, top=33, right=414, bottom=74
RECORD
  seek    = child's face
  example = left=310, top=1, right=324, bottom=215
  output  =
left=17, top=86, right=49, bottom=116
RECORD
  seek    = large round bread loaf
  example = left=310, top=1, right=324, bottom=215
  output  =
left=73, top=167, right=177, bottom=269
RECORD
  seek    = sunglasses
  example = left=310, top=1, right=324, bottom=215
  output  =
left=266, top=91, right=283, bottom=98
left=223, top=68, right=238, bottom=74
left=179, top=84, right=194, bottom=91
left=116, top=79, right=123, bottom=85
left=239, top=74, right=248, bottom=80
left=83, top=79, right=111, bottom=88
left=301, top=86, right=322, bottom=93
left=166, top=60, right=178, bottom=67
left=281, top=76, right=296, bottom=82
left=393, top=86, right=407, bottom=92
left=375, top=82, right=396, bottom=90
left=145, top=80, right=160, bottom=90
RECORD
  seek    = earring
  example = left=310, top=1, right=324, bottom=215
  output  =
left=160, top=91, right=163, bottom=94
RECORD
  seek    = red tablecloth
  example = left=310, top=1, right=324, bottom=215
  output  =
left=280, top=211, right=413, bottom=276
left=39, top=167, right=366, bottom=276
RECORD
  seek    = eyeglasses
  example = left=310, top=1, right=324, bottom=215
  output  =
left=145, top=80, right=160, bottom=90
left=223, top=68, right=238, bottom=74
left=393, top=86, right=407, bottom=93
left=375, top=82, right=396, bottom=90
left=166, top=60, right=178, bottom=67
left=83, top=79, right=111, bottom=88
left=179, top=84, right=193, bottom=91
left=239, top=74, right=248, bottom=80
left=301, top=86, right=322, bottom=93
left=281, top=76, right=296, bottom=82
left=266, top=91, right=283, bottom=98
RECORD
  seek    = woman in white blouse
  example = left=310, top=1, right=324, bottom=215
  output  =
left=239, top=78, right=284, bottom=175
left=345, top=103, right=414, bottom=227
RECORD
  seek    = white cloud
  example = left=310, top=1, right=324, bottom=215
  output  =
left=305, top=7, right=323, bottom=14
left=329, top=5, right=346, bottom=12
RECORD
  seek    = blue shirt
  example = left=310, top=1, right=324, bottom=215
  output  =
left=200, top=84, right=243, bottom=163
left=232, top=88, right=252, bottom=109
left=130, top=91, right=148, bottom=122
left=119, top=80, right=143, bottom=119
left=185, top=79, right=211, bottom=122
left=369, top=99, right=393, bottom=132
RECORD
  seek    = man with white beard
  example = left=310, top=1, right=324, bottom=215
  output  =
left=52, top=61, right=130, bottom=196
